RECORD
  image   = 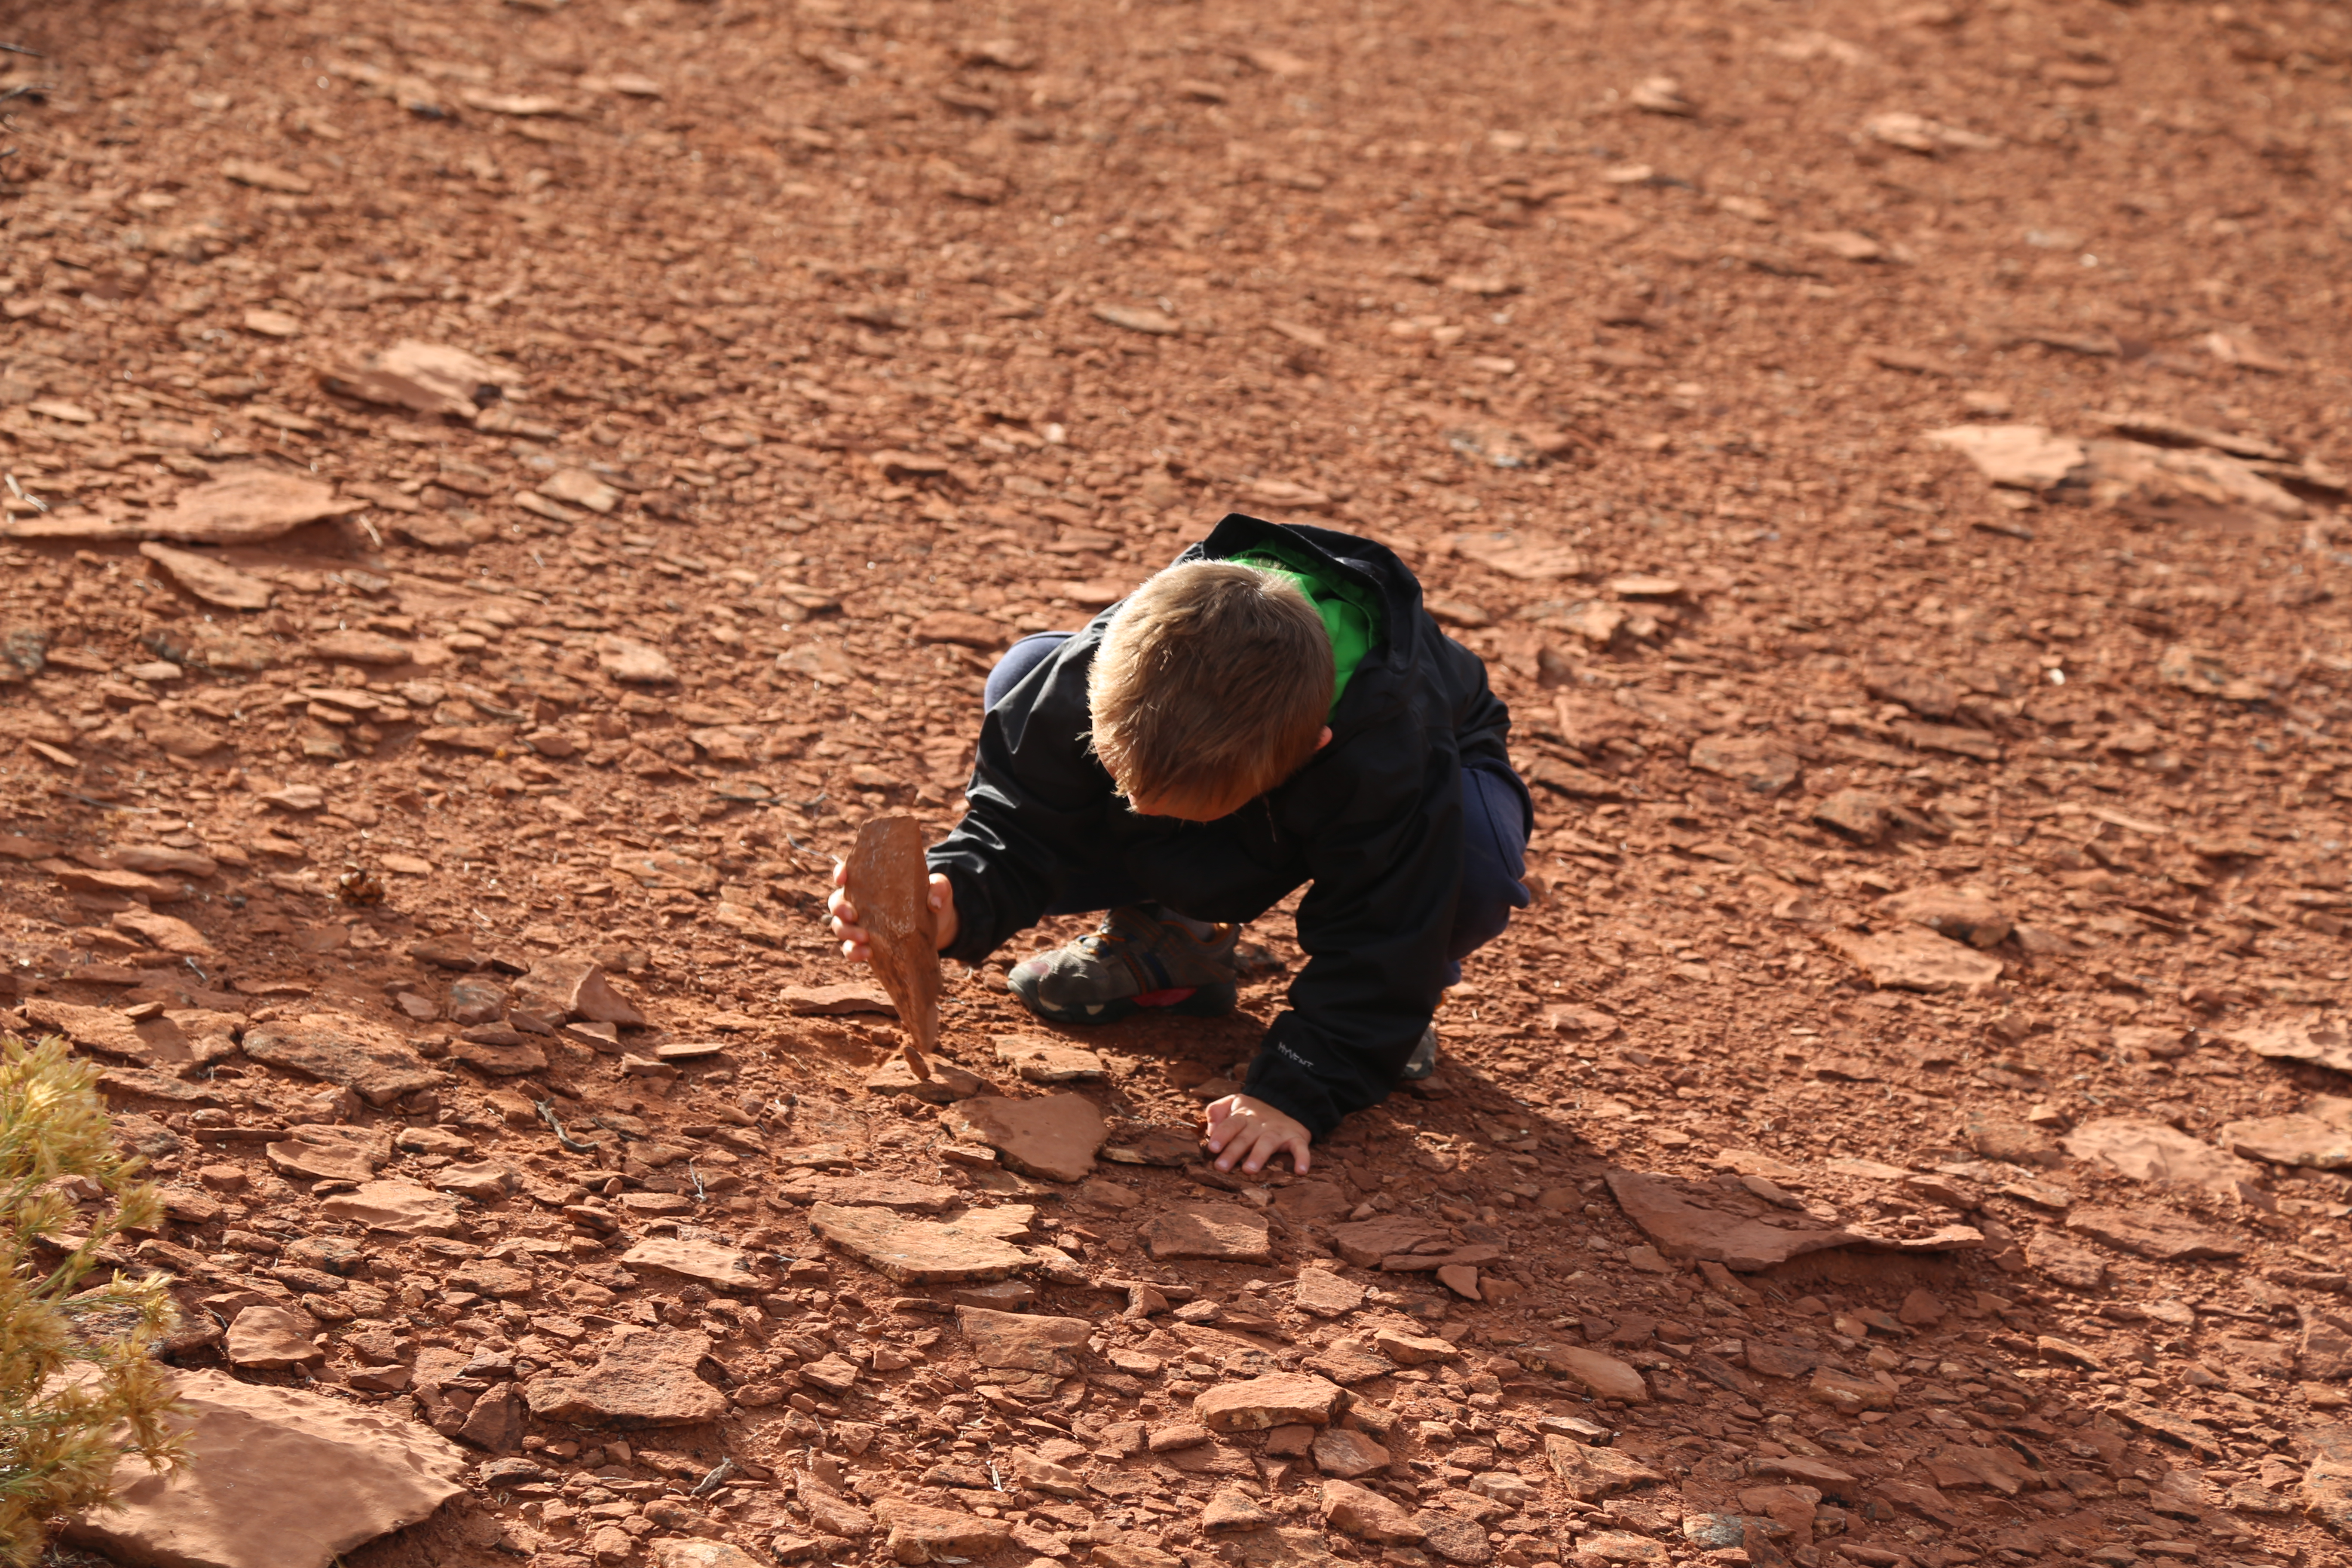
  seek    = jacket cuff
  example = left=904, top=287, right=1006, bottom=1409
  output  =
left=1240, top=1034, right=1347, bottom=1142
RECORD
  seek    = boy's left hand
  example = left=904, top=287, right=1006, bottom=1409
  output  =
left=1203, top=1094, right=1311, bottom=1176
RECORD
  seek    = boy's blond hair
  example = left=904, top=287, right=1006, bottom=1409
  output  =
left=1089, top=560, right=1333, bottom=815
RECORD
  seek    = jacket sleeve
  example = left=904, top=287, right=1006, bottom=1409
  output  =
left=925, top=636, right=1112, bottom=965
left=1239, top=725, right=1462, bottom=1139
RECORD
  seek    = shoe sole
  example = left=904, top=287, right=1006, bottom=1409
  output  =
left=1008, top=973, right=1238, bottom=1026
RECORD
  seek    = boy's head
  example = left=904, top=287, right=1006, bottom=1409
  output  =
left=1089, top=560, right=1333, bottom=821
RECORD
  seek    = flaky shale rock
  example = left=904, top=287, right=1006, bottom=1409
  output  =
left=239, top=1013, right=443, bottom=1106
left=2303, top=1423, right=2352, bottom=1541
left=513, top=950, right=646, bottom=1027
left=523, top=1329, right=728, bottom=1427
left=62, top=1369, right=467, bottom=1568
left=1604, top=1168, right=1980, bottom=1272
left=939, top=1093, right=1106, bottom=1183
left=808, top=1201, right=1036, bottom=1284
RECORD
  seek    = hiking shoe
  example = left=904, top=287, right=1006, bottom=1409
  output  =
left=1400, top=1023, right=1439, bottom=1081
left=1008, top=903, right=1240, bottom=1025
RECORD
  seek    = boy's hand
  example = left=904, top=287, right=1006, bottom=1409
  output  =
left=1203, top=1094, right=1311, bottom=1176
left=827, top=861, right=959, bottom=962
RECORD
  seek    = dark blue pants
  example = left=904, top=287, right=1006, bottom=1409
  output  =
left=985, top=632, right=1530, bottom=982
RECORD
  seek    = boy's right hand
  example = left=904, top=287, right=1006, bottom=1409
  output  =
left=827, top=861, right=959, bottom=962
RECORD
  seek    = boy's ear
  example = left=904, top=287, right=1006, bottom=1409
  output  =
left=1314, top=727, right=1332, bottom=751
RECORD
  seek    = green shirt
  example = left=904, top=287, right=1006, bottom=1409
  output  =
left=1234, top=544, right=1383, bottom=715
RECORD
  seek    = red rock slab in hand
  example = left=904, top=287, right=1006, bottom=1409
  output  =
left=264, top=1126, right=392, bottom=1185
left=1329, top=1215, right=1443, bottom=1268
left=1602, top=1169, right=1856, bottom=1271
left=1142, top=1200, right=1273, bottom=1263
left=318, top=1181, right=467, bottom=1238
left=240, top=1014, right=444, bottom=1107
left=2227, top=1017, right=2352, bottom=1074
left=847, top=816, right=943, bottom=1078
left=2065, top=1205, right=2249, bottom=1262
left=1823, top=927, right=2003, bottom=994
left=2064, top=1118, right=2261, bottom=1193
left=1544, top=1436, right=1662, bottom=1501
left=1320, top=1479, right=1424, bottom=1544
left=1687, top=732, right=1801, bottom=796
left=1196, top=1373, right=1345, bottom=1432
left=523, top=1329, right=729, bottom=1428
left=226, top=1304, right=325, bottom=1370
left=620, top=1236, right=764, bottom=1294
left=957, top=1305, right=1092, bottom=1375
left=782, top=983, right=899, bottom=1018
left=2220, top=1112, right=2352, bottom=1169
left=59, top=1367, right=469, bottom=1568
left=513, top=951, right=647, bottom=1027
left=940, top=1093, right=1106, bottom=1184
left=807, top=1201, right=1036, bottom=1285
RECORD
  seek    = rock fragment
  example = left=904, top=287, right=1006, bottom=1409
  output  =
left=938, top=1095, right=1105, bottom=1183
left=139, top=543, right=273, bottom=611
left=1311, top=1427, right=1390, bottom=1479
left=513, top=951, right=646, bottom=1026
left=1195, top=1373, right=1345, bottom=1431
left=808, top=1202, right=1035, bottom=1284
left=1925, top=424, right=2086, bottom=489
left=1882, top=885, right=2012, bottom=948
left=2220, top=1104, right=2352, bottom=1169
left=61, top=1369, right=469, bottom=1568
left=1142, top=1201, right=1272, bottom=1263
left=226, top=1305, right=325, bottom=1370
left=1320, top=1480, right=1421, bottom=1544
left=2064, top=1118, right=2263, bottom=1194
left=240, top=1014, right=443, bottom=1106
left=1546, top=1436, right=1662, bottom=1501
left=523, top=1329, right=729, bottom=1427
left=1823, top=926, right=2003, bottom=993
left=958, top=1305, right=1090, bottom=1375
left=2066, top=1206, right=2249, bottom=1262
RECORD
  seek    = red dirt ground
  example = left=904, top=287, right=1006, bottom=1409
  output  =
left=3, top=1, right=2351, bottom=1567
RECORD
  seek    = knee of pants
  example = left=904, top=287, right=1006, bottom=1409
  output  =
left=985, top=632, right=1072, bottom=710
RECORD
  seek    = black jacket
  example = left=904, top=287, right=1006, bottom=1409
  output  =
left=928, top=514, right=1527, bottom=1138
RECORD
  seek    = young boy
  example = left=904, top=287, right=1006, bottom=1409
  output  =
left=828, top=514, right=1531, bottom=1176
